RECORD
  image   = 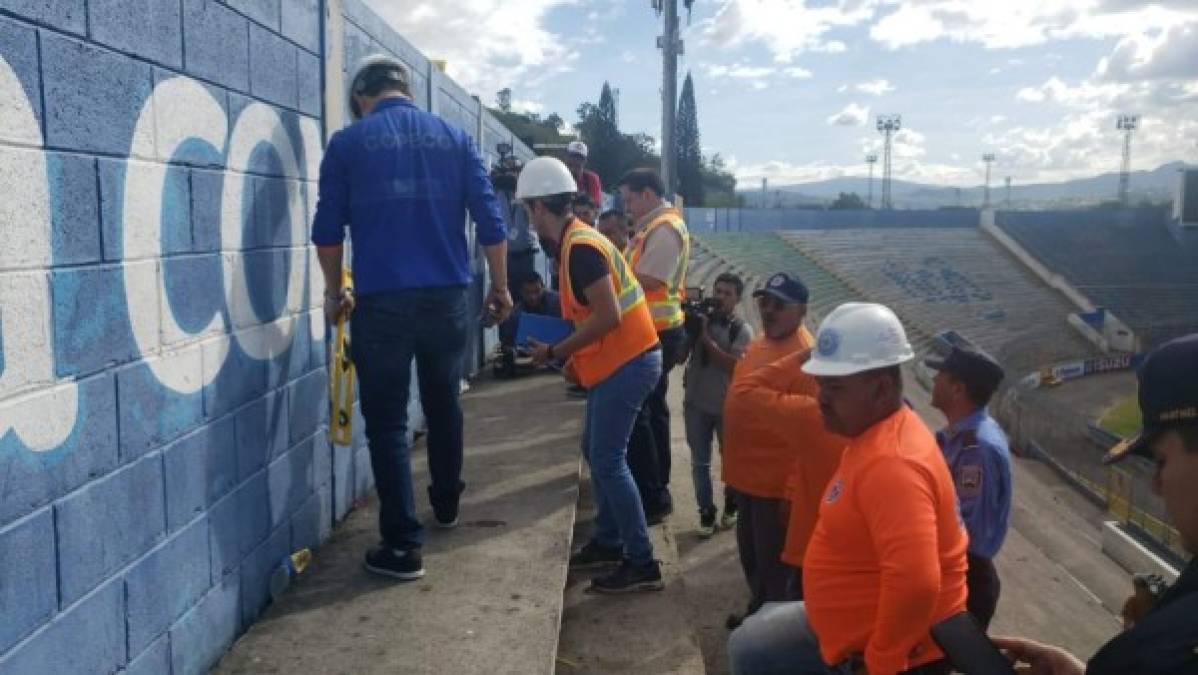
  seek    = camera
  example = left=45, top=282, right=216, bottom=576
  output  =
left=682, top=286, right=725, bottom=363
left=490, top=142, right=522, bottom=193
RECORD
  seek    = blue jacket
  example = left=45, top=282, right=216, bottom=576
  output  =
left=311, top=97, right=506, bottom=295
left=936, top=408, right=1012, bottom=559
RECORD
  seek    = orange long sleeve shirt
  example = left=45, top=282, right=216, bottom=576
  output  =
left=730, top=351, right=851, bottom=568
left=721, top=328, right=814, bottom=498
left=803, top=406, right=969, bottom=675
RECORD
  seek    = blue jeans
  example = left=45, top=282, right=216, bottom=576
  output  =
left=728, top=602, right=841, bottom=675
left=729, top=602, right=950, bottom=675
left=683, top=404, right=731, bottom=514
left=583, top=349, right=663, bottom=566
left=351, top=287, right=468, bottom=551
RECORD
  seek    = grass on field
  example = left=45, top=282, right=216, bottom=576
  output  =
left=1100, top=396, right=1142, bottom=438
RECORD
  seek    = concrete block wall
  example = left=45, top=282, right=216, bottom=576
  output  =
left=0, top=1, right=526, bottom=672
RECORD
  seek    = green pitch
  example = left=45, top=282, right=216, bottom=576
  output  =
left=1100, top=396, right=1142, bottom=439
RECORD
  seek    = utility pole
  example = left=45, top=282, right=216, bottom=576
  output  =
left=1116, top=114, right=1139, bottom=206
left=761, top=177, right=768, bottom=208
left=1005, top=176, right=1012, bottom=209
left=865, top=154, right=878, bottom=208
left=657, top=0, right=682, bottom=196
left=876, top=115, right=901, bottom=209
left=982, top=153, right=995, bottom=208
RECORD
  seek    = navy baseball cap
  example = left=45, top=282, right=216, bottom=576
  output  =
left=925, top=346, right=1005, bottom=394
left=1105, top=333, right=1198, bottom=464
left=752, top=272, right=809, bottom=305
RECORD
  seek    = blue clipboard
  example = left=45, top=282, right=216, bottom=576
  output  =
left=516, top=313, right=573, bottom=346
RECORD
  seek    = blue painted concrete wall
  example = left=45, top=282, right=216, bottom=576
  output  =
left=0, top=1, right=527, bottom=672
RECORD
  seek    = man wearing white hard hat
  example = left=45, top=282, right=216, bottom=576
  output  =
left=312, top=54, right=512, bottom=581
left=564, top=140, right=604, bottom=206
left=729, top=303, right=969, bottom=675
left=517, top=156, right=666, bottom=593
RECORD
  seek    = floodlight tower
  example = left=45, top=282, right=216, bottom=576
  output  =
left=982, top=153, right=995, bottom=208
left=1005, top=176, right=1012, bottom=209
left=876, top=114, right=901, bottom=209
left=865, top=154, right=878, bottom=208
left=1116, top=114, right=1139, bottom=205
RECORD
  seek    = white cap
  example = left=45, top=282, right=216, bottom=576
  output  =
left=515, top=157, right=578, bottom=200
left=802, top=302, right=915, bottom=377
left=566, top=140, right=588, bottom=158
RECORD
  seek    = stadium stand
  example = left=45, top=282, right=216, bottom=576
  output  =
left=691, top=233, right=867, bottom=331
left=996, top=215, right=1198, bottom=347
left=773, top=228, right=1100, bottom=376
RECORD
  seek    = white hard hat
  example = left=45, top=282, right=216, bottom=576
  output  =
left=802, top=302, right=915, bottom=377
left=566, top=140, right=588, bottom=158
left=515, top=157, right=578, bottom=200
left=348, top=54, right=410, bottom=120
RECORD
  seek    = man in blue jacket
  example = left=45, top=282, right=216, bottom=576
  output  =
left=312, top=55, right=512, bottom=580
left=927, top=345, right=1012, bottom=630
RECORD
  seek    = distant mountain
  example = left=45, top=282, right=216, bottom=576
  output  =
left=741, top=162, right=1188, bottom=210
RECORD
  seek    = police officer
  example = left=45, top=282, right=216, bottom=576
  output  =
left=926, top=345, right=1012, bottom=631
left=996, top=333, right=1198, bottom=674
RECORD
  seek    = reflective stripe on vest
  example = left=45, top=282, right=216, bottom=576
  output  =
left=559, top=220, right=660, bottom=388
left=628, top=208, right=690, bottom=331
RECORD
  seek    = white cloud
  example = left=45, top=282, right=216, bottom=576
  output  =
left=1097, top=23, right=1198, bottom=82
left=510, top=99, right=545, bottom=114
left=785, top=66, right=814, bottom=79
left=363, top=0, right=581, bottom=94
left=855, top=78, right=894, bottom=96
left=837, top=84, right=849, bottom=93
left=697, top=0, right=876, bottom=63
left=868, top=1, right=1198, bottom=51
left=706, top=63, right=775, bottom=80
left=620, top=50, right=637, bottom=64
left=827, top=102, right=870, bottom=126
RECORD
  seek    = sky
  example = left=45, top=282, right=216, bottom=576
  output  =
left=363, top=0, right=1198, bottom=188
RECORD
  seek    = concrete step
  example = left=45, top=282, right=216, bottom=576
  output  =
left=554, top=475, right=707, bottom=674
left=212, top=374, right=586, bottom=675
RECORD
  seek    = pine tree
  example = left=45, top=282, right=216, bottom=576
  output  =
left=675, top=72, right=705, bottom=206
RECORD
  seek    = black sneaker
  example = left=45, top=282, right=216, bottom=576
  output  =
left=429, top=485, right=462, bottom=529
left=363, top=546, right=424, bottom=581
left=698, top=508, right=717, bottom=538
left=569, top=540, right=623, bottom=570
left=588, top=559, right=664, bottom=594
left=644, top=501, right=673, bottom=526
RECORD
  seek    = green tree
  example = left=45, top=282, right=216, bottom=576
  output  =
left=675, top=72, right=705, bottom=207
left=830, top=192, right=866, bottom=209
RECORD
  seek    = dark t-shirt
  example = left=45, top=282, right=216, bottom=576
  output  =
left=567, top=243, right=609, bottom=306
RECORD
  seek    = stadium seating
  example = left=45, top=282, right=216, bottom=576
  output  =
left=773, top=228, right=1099, bottom=375
left=997, top=217, right=1198, bottom=346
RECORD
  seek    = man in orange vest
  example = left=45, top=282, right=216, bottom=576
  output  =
left=519, top=157, right=666, bottom=593
left=729, top=303, right=967, bottom=675
left=722, top=272, right=815, bottom=622
left=620, top=168, right=690, bottom=522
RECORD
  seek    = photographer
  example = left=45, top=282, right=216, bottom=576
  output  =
left=490, top=143, right=537, bottom=295
left=682, top=273, right=752, bottom=537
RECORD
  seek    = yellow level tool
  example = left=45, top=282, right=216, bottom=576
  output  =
left=329, top=268, right=355, bottom=446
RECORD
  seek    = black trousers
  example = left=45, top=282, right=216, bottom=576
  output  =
left=966, top=553, right=1001, bottom=631
left=627, top=326, right=686, bottom=510
left=735, top=493, right=796, bottom=614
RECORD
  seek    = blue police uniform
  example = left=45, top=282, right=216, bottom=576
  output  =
left=937, top=407, right=1012, bottom=631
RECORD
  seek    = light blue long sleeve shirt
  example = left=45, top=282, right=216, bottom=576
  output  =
left=937, top=408, right=1013, bottom=559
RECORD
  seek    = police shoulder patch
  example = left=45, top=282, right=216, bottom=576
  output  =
left=957, top=464, right=983, bottom=498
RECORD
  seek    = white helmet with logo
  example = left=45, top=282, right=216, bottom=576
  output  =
left=348, top=54, right=410, bottom=120
left=515, top=157, right=578, bottom=200
left=802, top=302, right=914, bottom=377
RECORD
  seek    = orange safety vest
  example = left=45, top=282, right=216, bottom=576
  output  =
left=626, top=206, right=690, bottom=332
left=559, top=220, right=660, bottom=388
